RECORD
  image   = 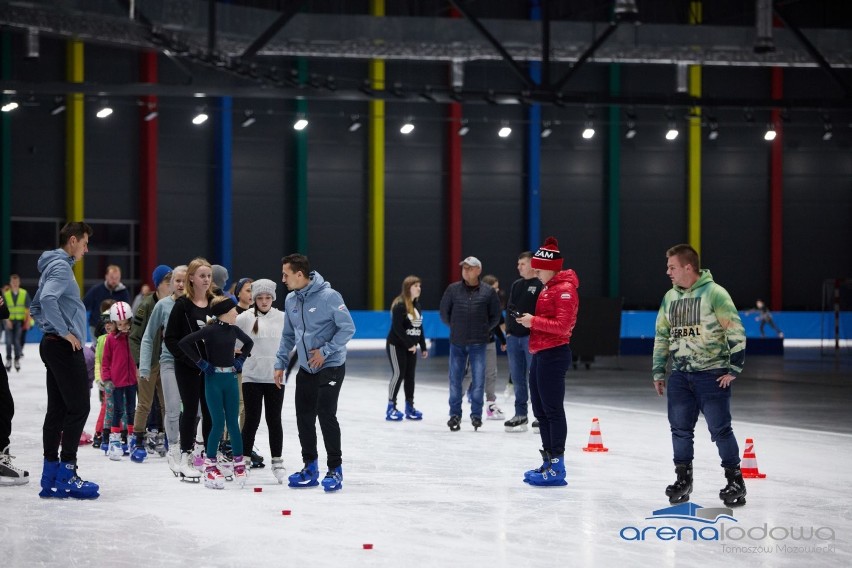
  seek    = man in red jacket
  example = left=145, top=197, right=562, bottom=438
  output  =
left=515, top=237, right=579, bottom=487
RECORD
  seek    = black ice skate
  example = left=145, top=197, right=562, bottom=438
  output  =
left=719, top=466, right=747, bottom=507
left=471, top=416, right=482, bottom=431
left=665, top=462, right=693, bottom=505
left=447, top=415, right=461, bottom=432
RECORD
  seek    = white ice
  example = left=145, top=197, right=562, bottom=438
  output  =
left=1, top=355, right=850, bottom=568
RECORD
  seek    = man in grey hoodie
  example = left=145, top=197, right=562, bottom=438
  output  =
left=274, top=254, right=355, bottom=493
left=29, top=222, right=100, bottom=499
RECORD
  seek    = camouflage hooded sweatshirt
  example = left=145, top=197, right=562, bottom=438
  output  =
left=652, top=269, right=745, bottom=381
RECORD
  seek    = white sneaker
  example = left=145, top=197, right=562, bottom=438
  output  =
left=486, top=402, right=505, bottom=421
left=271, top=457, right=286, bottom=485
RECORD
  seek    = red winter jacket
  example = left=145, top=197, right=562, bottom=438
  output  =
left=529, top=270, right=580, bottom=354
left=101, top=331, right=138, bottom=388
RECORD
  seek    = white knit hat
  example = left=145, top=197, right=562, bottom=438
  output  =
left=251, top=279, right=277, bottom=303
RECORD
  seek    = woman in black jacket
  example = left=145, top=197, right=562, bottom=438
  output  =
left=385, top=275, right=428, bottom=421
left=164, top=257, right=215, bottom=481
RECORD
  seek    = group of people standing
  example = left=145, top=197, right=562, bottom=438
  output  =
left=0, top=222, right=356, bottom=496
left=1, top=222, right=749, bottom=508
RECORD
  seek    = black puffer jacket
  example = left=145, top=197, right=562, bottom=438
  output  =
left=439, top=281, right=501, bottom=345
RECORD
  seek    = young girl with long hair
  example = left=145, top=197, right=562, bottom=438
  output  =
left=385, top=275, right=428, bottom=421
left=164, top=257, right=216, bottom=482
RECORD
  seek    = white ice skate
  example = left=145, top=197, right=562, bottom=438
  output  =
left=203, top=458, right=224, bottom=490
left=486, top=402, right=505, bottom=421
left=108, top=432, right=123, bottom=461
left=233, top=456, right=248, bottom=488
left=179, top=451, right=201, bottom=482
left=217, top=453, right=234, bottom=481
left=167, top=447, right=182, bottom=477
left=271, top=457, right=286, bottom=485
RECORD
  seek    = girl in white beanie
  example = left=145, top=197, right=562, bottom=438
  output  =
left=234, top=279, right=287, bottom=483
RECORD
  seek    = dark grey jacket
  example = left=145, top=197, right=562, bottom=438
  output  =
left=439, top=281, right=502, bottom=345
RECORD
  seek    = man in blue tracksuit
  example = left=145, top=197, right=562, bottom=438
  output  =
left=30, top=222, right=100, bottom=499
left=274, top=254, right=355, bottom=492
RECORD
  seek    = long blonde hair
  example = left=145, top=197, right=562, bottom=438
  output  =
left=392, top=275, right=421, bottom=316
left=184, top=257, right=217, bottom=303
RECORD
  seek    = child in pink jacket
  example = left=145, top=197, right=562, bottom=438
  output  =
left=101, top=301, right=138, bottom=461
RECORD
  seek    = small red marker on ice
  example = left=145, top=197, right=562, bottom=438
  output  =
left=254, top=487, right=262, bottom=493
left=281, top=510, right=291, bottom=516
left=363, top=544, right=373, bottom=550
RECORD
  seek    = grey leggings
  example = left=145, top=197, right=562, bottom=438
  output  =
left=157, top=360, right=182, bottom=449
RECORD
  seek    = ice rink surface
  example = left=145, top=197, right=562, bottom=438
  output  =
left=1, top=349, right=850, bottom=568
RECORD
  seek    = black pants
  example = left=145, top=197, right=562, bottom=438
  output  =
left=39, top=335, right=90, bottom=462
left=0, top=364, right=12, bottom=450
left=386, top=342, right=417, bottom=404
left=529, top=343, right=572, bottom=456
left=241, top=382, right=285, bottom=458
left=295, top=364, right=344, bottom=469
left=174, top=362, right=212, bottom=453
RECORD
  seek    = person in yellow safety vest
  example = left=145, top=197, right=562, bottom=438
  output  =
left=3, top=275, right=30, bottom=372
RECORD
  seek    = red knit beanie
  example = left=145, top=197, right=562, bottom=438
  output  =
left=531, top=236, right=563, bottom=271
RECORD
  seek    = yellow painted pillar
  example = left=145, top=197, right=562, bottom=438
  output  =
left=368, top=0, right=385, bottom=310
left=66, top=40, right=85, bottom=286
left=687, top=2, right=702, bottom=254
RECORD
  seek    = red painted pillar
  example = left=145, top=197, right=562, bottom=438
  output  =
left=769, top=67, right=783, bottom=310
left=446, top=103, right=462, bottom=287
left=139, top=52, right=158, bottom=286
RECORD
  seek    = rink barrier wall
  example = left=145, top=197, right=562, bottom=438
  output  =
left=21, top=310, right=849, bottom=355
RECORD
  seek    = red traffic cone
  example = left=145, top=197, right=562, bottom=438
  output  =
left=582, top=418, right=609, bottom=452
left=740, top=438, right=766, bottom=478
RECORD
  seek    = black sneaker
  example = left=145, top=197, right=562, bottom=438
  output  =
left=504, top=415, right=529, bottom=433
left=471, top=416, right=483, bottom=431
left=447, top=415, right=461, bottom=432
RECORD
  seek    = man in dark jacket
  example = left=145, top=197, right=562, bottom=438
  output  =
left=439, top=256, right=501, bottom=432
left=82, top=264, right=130, bottom=341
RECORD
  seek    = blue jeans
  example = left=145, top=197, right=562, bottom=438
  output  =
left=448, top=343, right=486, bottom=419
left=506, top=334, right=532, bottom=417
left=529, top=344, right=572, bottom=455
left=5, top=320, right=23, bottom=360
left=667, top=369, right=740, bottom=468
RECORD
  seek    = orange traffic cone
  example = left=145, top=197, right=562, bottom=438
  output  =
left=582, top=417, right=609, bottom=452
left=740, top=438, right=766, bottom=478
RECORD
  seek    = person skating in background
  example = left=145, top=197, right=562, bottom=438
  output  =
left=439, top=256, right=502, bottom=432
left=0, top=294, right=28, bottom=485
left=503, top=251, right=543, bottom=433
left=745, top=299, right=783, bottom=338
left=514, top=237, right=579, bottom=487
left=128, top=265, right=172, bottom=462
left=462, top=274, right=506, bottom=421
left=30, top=221, right=99, bottom=499
left=178, top=296, right=253, bottom=489
left=3, top=274, right=30, bottom=372
left=653, top=244, right=748, bottom=507
left=139, top=265, right=187, bottom=477
left=101, top=301, right=138, bottom=461
left=385, top=275, right=428, bottom=422
left=235, top=279, right=286, bottom=483
left=274, top=254, right=355, bottom=492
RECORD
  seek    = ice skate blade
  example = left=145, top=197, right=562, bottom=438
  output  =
left=322, top=483, right=342, bottom=492
left=0, top=477, right=29, bottom=486
left=528, top=479, right=567, bottom=487
left=288, top=480, right=319, bottom=488
left=723, top=497, right=747, bottom=507
left=180, top=475, right=201, bottom=482
left=505, top=425, right=528, bottom=433
left=667, top=494, right=691, bottom=505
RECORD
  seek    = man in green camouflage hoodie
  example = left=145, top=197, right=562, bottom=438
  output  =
left=652, top=244, right=748, bottom=507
